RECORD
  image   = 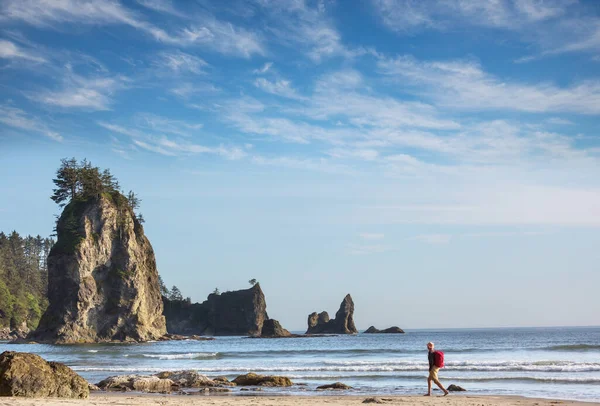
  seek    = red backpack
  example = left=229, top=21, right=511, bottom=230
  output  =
left=434, top=351, right=445, bottom=368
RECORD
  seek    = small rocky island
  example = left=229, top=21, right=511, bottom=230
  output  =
left=306, top=294, right=358, bottom=334
left=31, top=159, right=167, bottom=343
left=364, top=326, right=405, bottom=334
left=163, top=284, right=269, bottom=336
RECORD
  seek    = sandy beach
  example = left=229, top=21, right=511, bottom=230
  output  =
left=0, top=394, right=598, bottom=406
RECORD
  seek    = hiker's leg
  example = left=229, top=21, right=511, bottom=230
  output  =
left=425, top=377, right=432, bottom=395
left=433, top=378, right=449, bottom=395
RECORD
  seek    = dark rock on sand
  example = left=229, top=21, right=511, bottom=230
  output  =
left=163, top=284, right=268, bottom=336
left=363, top=326, right=405, bottom=334
left=316, top=382, right=353, bottom=390
left=98, top=371, right=221, bottom=392
left=363, top=398, right=393, bottom=404
left=306, top=294, right=357, bottom=334
left=31, top=194, right=166, bottom=344
left=155, top=371, right=218, bottom=388
left=260, top=319, right=292, bottom=337
left=97, top=375, right=174, bottom=393
left=0, top=351, right=89, bottom=398
left=447, top=384, right=467, bottom=392
left=232, top=373, right=292, bottom=387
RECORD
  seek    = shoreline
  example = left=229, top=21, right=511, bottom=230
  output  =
left=0, top=394, right=598, bottom=406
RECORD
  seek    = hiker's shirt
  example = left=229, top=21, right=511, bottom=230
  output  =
left=428, top=351, right=435, bottom=371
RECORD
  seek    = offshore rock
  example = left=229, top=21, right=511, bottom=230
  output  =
left=32, top=194, right=166, bottom=344
left=0, top=351, right=89, bottom=398
left=163, top=284, right=268, bottom=336
left=306, top=294, right=357, bottom=334
left=260, top=319, right=291, bottom=337
left=317, top=382, right=353, bottom=390
left=364, top=326, right=405, bottom=334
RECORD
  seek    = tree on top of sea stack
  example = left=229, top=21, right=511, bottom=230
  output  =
left=31, top=158, right=167, bottom=344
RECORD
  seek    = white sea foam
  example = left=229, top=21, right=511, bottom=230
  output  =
left=87, top=350, right=99, bottom=353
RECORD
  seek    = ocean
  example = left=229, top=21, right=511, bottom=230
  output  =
left=1, top=326, right=599, bottom=402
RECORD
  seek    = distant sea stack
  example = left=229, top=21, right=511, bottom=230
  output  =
left=32, top=193, right=166, bottom=343
left=364, top=326, right=405, bottom=334
left=163, top=284, right=268, bottom=336
left=306, top=294, right=357, bottom=334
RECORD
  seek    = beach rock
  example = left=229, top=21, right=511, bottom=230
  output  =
left=163, top=284, right=268, bottom=336
left=240, top=387, right=263, bottom=391
left=447, top=384, right=467, bottom=392
left=363, top=398, right=385, bottom=404
left=0, top=351, right=89, bottom=398
left=260, top=319, right=292, bottom=337
left=213, top=376, right=236, bottom=386
left=363, top=326, right=405, bottom=334
left=306, top=294, right=357, bottom=334
left=31, top=194, right=166, bottom=344
left=88, top=383, right=100, bottom=391
left=97, top=375, right=174, bottom=393
left=317, top=382, right=353, bottom=390
left=158, top=333, right=214, bottom=341
left=232, top=373, right=292, bottom=387
left=155, top=371, right=218, bottom=387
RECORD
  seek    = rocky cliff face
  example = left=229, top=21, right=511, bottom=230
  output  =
left=306, top=294, right=357, bottom=334
left=163, top=284, right=268, bottom=336
left=32, top=194, right=166, bottom=343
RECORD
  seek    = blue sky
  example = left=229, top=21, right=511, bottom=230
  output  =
left=1, top=0, right=600, bottom=330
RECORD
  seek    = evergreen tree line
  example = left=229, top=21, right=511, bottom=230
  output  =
left=0, top=231, right=54, bottom=330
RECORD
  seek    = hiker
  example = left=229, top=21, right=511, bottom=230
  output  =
left=425, top=342, right=449, bottom=396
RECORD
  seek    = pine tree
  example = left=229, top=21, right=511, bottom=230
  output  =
left=169, top=286, right=183, bottom=301
left=51, top=158, right=79, bottom=207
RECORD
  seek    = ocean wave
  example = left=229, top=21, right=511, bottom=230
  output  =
left=544, top=344, right=600, bottom=352
left=87, top=350, right=99, bottom=353
left=285, top=373, right=600, bottom=385
left=124, top=352, right=219, bottom=360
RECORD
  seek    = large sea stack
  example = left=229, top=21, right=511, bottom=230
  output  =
left=32, top=193, right=167, bottom=343
left=163, top=284, right=268, bottom=336
left=306, top=294, right=357, bottom=334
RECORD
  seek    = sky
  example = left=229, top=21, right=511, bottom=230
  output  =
left=1, top=0, right=600, bottom=330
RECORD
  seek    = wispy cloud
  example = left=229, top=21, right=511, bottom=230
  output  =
left=98, top=121, right=247, bottom=160
left=371, top=0, right=600, bottom=60
left=0, top=39, right=45, bottom=62
left=0, top=104, right=62, bottom=141
left=378, top=56, right=600, bottom=114
left=1, top=0, right=265, bottom=58
left=372, top=0, right=570, bottom=33
left=257, top=0, right=360, bottom=62
left=254, top=78, right=306, bottom=100
left=28, top=68, right=128, bottom=111
left=154, top=50, right=207, bottom=74
left=253, top=62, right=273, bottom=74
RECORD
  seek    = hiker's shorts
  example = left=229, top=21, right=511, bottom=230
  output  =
left=428, top=367, right=440, bottom=381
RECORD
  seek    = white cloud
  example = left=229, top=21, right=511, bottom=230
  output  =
left=0, top=39, right=45, bottom=62
left=378, top=56, right=600, bottom=114
left=0, top=105, right=62, bottom=141
left=372, top=0, right=570, bottom=32
left=253, top=62, right=273, bottom=74
left=254, top=78, right=305, bottom=100
left=98, top=121, right=247, bottom=160
left=170, top=83, right=220, bottom=98
left=251, top=155, right=352, bottom=174
left=1, top=0, right=265, bottom=58
left=29, top=69, right=127, bottom=111
left=257, top=0, right=359, bottom=62
left=154, top=50, right=207, bottom=74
